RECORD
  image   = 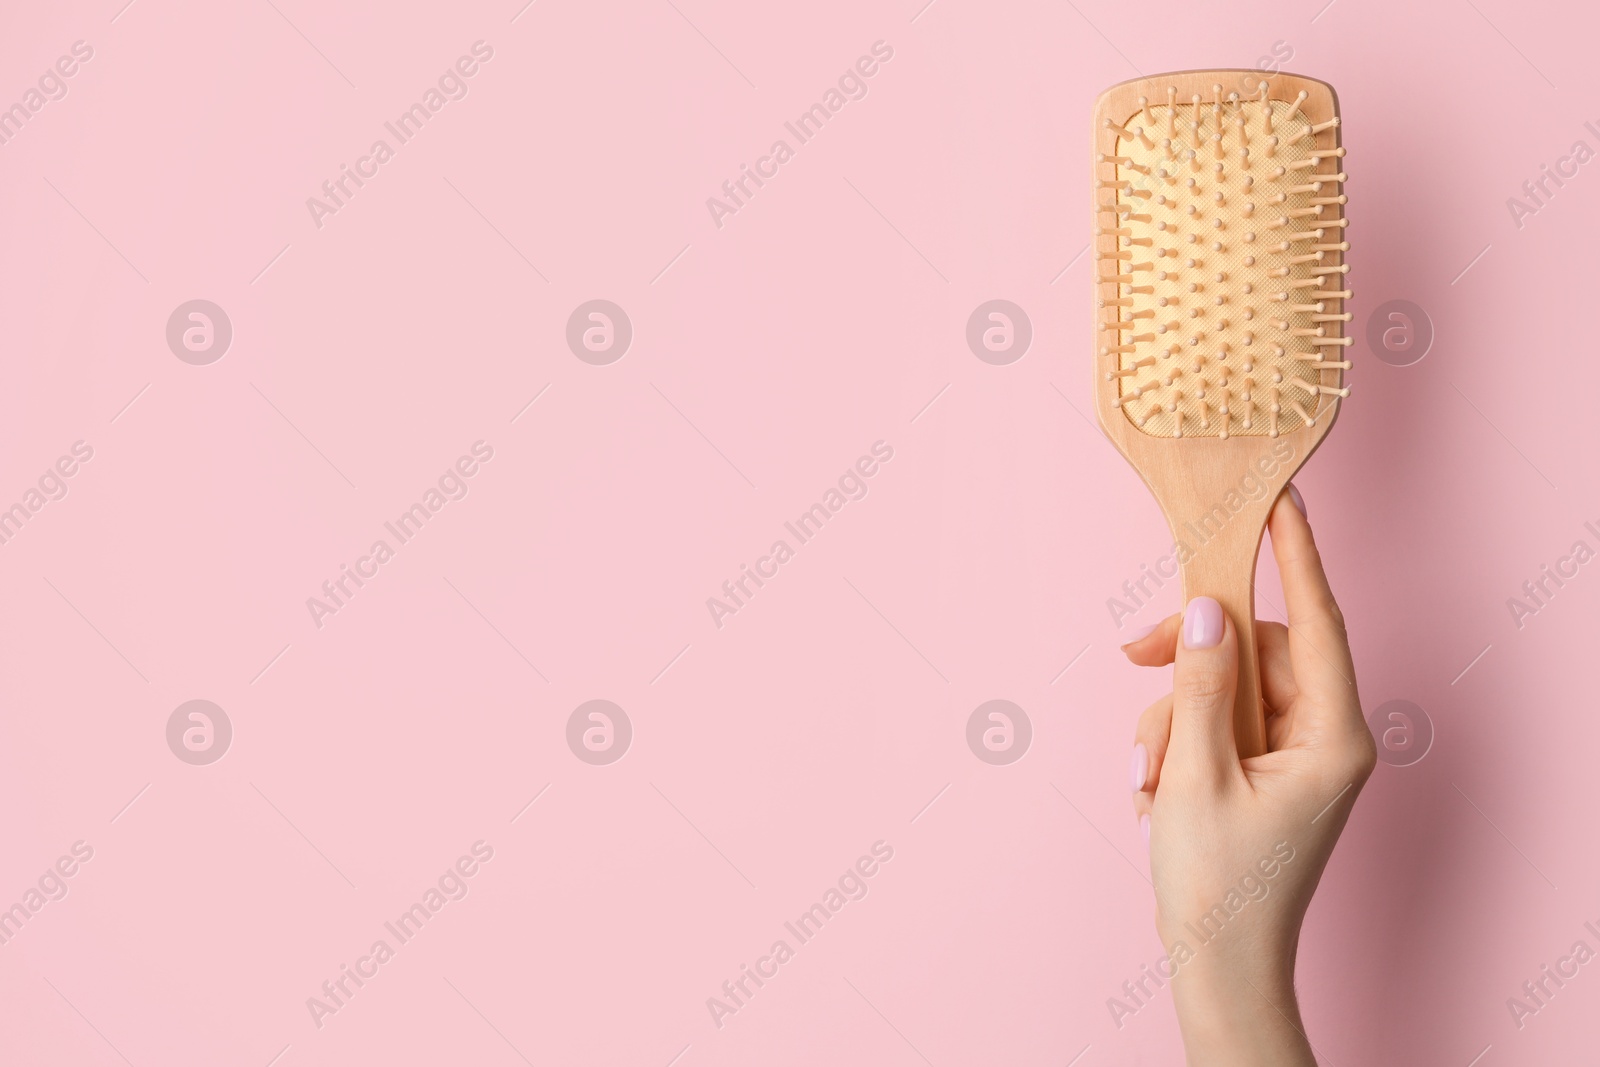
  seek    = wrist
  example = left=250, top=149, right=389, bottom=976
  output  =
left=1169, top=955, right=1314, bottom=1067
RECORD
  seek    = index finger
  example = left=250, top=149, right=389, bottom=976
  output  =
left=1266, top=484, right=1359, bottom=714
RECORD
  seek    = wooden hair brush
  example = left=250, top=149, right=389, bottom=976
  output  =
left=1092, top=71, right=1350, bottom=758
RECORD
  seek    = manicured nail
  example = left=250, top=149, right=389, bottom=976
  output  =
left=1130, top=743, right=1149, bottom=791
left=1286, top=482, right=1307, bottom=519
left=1140, top=813, right=1151, bottom=848
left=1183, top=596, right=1225, bottom=650
left=1120, top=622, right=1159, bottom=647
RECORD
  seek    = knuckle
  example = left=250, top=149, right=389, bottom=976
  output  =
left=1329, top=726, right=1378, bottom=782
left=1163, top=756, right=1233, bottom=799
left=1353, top=730, right=1378, bottom=778
left=1257, top=620, right=1290, bottom=643
left=1323, top=597, right=1349, bottom=639
left=1282, top=539, right=1324, bottom=576
left=1175, top=668, right=1231, bottom=708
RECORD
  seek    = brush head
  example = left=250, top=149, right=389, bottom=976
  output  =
left=1094, top=74, right=1349, bottom=439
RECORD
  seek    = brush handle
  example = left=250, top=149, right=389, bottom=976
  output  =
left=1172, top=500, right=1271, bottom=759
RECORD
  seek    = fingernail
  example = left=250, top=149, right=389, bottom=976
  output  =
left=1130, top=743, right=1149, bottom=791
left=1140, top=813, right=1151, bottom=848
left=1183, top=596, right=1225, bottom=649
left=1119, top=622, right=1159, bottom=647
left=1286, top=482, right=1307, bottom=519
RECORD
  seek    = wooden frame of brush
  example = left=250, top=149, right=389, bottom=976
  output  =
left=1091, top=71, right=1345, bottom=759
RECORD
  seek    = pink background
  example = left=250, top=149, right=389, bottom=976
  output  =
left=1, top=0, right=1595, bottom=1063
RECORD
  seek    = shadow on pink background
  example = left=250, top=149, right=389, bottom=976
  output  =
left=0, top=0, right=1595, bottom=1063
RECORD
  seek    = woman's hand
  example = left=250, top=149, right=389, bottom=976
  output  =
left=1120, top=485, right=1376, bottom=1066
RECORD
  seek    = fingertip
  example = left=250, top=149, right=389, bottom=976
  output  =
left=1286, top=481, right=1307, bottom=519
left=1269, top=482, right=1333, bottom=591
left=1180, top=595, right=1226, bottom=650
left=1119, top=613, right=1182, bottom=666
left=1118, top=622, right=1160, bottom=649
left=1271, top=483, right=1309, bottom=532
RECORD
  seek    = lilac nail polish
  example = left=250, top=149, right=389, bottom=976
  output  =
left=1286, top=482, right=1307, bottom=519
left=1183, top=596, right=1225, bottom=650
left=1130, top=743, right=1148, bottom=791
left=1140, top=813, right=1151, bottom=848
left=1120, top=622, right=1159, bottom=647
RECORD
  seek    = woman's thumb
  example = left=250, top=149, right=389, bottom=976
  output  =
left=1167, top=596, right=1244, bottom=785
